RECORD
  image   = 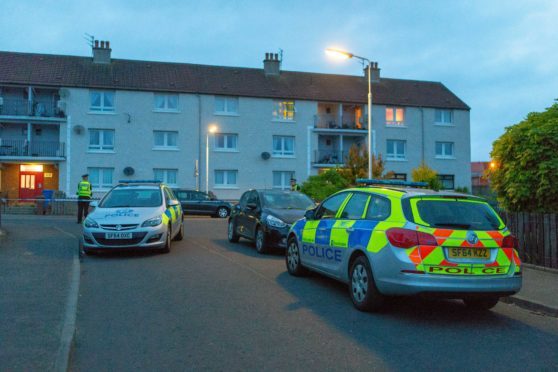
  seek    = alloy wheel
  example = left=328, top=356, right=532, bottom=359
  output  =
left=218, top=207, right=228, bottom=218
left=351, top=263, right=368, bottom=303
left=287, top=241, right=299, bottom=272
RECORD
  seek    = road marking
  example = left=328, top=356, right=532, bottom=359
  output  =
left=52, top=227, right=80, bottom=372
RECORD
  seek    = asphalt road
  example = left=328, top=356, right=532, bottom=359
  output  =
left=2, top=216, right=558, bottom=371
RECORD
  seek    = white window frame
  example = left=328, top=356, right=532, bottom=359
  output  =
left=153, top=93, right=179, bottom=112
left=153, top=131, right=179, bottom=150
left=435, top=141, right=455, bottom=159
left=89, top=90, right=115, bottom=113
left=438, top=174, right=455, bottom=190
left=214, top=96, right=239, bottom=115
left=385, top=107, right=405, bottom=126
left=88, top=129, right=115, bottom=152
left=272, top=136, right=295, bottom=158
left=214, top=170, right=238, bottom=189
left=214, top=133, right=238, bottom=152
left=154, top=168, right=178, bottom=187
left=273, top=171, right=295, bottom=190
left=435, top=109, right=453, bottom=125
left=386, top=139, right=406, bottom=161
left=272, top=100, right=296, bottom=121
left=87, top=167, right=113, bottom=190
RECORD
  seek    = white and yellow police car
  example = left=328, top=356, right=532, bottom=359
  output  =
left=82, top=180, right=184, bottom=254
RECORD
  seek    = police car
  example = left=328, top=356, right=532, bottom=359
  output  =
left=82, top=180, right=184, bottom=254
left=286, top=179, right=522, bottom=312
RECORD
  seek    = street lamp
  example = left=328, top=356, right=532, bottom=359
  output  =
left=206, top=125, right=218, bottom=193
left=326, top=47, right=374, bottom=178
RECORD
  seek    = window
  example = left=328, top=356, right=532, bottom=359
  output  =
left=272, top=136, right=295, bottom=157
left=214, top=96, right=238, bottom=114
left=435, top=109, right=453, bottom=124
left=386, top=107, right=405, bottom=125
left=272, top=100, right=295, bottom=121
left=316, top=192, right=349, bottom=219
left=389, top=173, right=407, bottom=181
left=339, top=193, right=370, bottom=219
left=90, top=90, right=115, bottom=112
left=88, top=167, right=113, bottom=189
left=154, top=168, right=178, bottom=186
left=88, top=129, right=115, bottom=151
left=437, top=174, right=455, bottom=190
left=214, top=134, right=238, bottom=151
left=366, top=196, right=391, bottom=220
left=154, top=93, right=179, bottom=112
left=435, top=142, right=454, bottom=158
left=153, top=131, right=178, bottom=149
left=386, top=140, right=406, bottom=160
left=273, top=171, right=295, bottom=190
left=215, top=170, right=238, bottom=187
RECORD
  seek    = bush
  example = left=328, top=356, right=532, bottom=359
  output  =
left=301, top=169, right=350, bottom=202
left=411, top=162, right=442, bottom=190
left=338, top=145, right=395, bottom=183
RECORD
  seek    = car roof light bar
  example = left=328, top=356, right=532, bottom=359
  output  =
left=356, top=178, right=429, bottom=188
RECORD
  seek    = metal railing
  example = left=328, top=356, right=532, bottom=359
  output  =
left=0, top=97, right=65, bottom=118
left=313, top=150, right=348, bottom=165
left=314, top=114, right=366, bottom=130
left=0, top=139, right=66, bottom=157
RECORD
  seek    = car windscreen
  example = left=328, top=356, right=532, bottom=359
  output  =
left=100, top=188, right=163, bottom=208
left=412, top=198, right=503, bottom=231
left=262, top=192, right=314, bottom=210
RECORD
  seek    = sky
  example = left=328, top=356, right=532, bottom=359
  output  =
left=1, top=0, right=557, bottom=161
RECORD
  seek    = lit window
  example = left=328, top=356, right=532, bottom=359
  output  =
left=435, top=109, right=453, bottom=124
left=272, top=136, right=295, bottom=157
left=215, top=96, right=239, bottom=114
left=88, top=167, right=113, bottom=189
left=272, top=100, right=295, bottom=121
left=386, top=107, right=405, bottom=125
left=88, top=129, right=114, bottom=151
left=273, top=171, right=295, bottom=190
left=90, top=90, right=115, bottom=112
left=386, top=140, right=406, bottom=160
left=154, top=168, right=178, bottom=186
left=154, top=93, right=179, bottom=112
left=435, top=142, right=454, bottom=158
left=214, top=134, right=238, bottom=151
left=215, top=170, right=238, bottom=187
left=153, top=131, right=178, bottom=149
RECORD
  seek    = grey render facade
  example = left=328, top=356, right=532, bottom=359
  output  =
left=0, top=42, right=470, bottom=200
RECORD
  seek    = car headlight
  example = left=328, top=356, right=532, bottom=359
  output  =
left=142, top=216, right=162, bottom=227
left=84, top=218, right=99, bottom=228
left=266, top=215, right=287, bottom=228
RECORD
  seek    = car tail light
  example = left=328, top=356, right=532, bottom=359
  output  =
left=502, top=234, right=519, bottom=249
left=386, top=228, right=437, bottom=248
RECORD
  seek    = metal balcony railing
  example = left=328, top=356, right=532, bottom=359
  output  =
left=314, top=114, right=366, bottom=130
left=313, top=150, right=347, bottom=165
left=0, top=139, right=65, bottom=158
left=0, top=98, right=65, bottom=118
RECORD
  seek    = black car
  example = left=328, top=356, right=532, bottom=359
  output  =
left=227, top=189, right=315, bottom=253
left=174, top=189, right=232, bottom=218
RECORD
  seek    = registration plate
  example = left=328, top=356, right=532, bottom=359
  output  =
left=105, top=232, right=133, bottom=239
left=448, top=247, right=490, bottom=259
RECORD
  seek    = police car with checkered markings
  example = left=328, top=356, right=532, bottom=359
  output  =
left=82, top=180, right=184, bottom=254
left=285, top=179, right=522, bottom=312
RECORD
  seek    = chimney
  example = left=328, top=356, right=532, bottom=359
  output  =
left=92, top=39, right=112, bottom=64
left=364, top=62, right=380, bottom=82
left=263, top=52, right=281, bottom=76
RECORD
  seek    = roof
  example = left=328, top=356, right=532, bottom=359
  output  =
left=350, top=186, right=484, bottom=201
left=0, top=51, right=470, bottom=110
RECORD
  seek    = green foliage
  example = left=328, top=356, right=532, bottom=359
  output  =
left=411, top=162, right=442, bottom=191
left=338, top=145, right=395, bottom=183
left=454, top=186, right=469, bottom=194
left=490, top=102, right=558, bottom=212
left=300, top=169, right=350, bottom=202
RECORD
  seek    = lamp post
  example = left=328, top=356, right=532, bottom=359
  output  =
left=206, top=125, right=218, bottom=193
left=326, top=48, right=374, bottom=179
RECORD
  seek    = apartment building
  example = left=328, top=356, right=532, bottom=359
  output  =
left=0, top=41, right=470, bottom=200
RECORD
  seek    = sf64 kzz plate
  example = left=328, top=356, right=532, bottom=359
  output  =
left=447, top=247, right=490, bottom=259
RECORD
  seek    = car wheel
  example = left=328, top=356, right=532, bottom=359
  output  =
left=255, top=227, right=267, bottom=254
left=349, top=255, right=384, bottom=312
left=462, top=297, right=500, bottom=311
left=160, top=226, right=171, bottom=254
left=217, top=207, right=229, bottom=218
left=228, top=219, right=240, bottom=243
left=173, top=221, right=184, bottom=241
left=286, top=237, right=308, bottom=276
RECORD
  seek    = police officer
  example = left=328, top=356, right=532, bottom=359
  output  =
left=76, top=173, right=92, bottom=224
left=290, top=178, right=301, bottom=191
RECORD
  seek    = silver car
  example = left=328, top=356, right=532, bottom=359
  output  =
left=82, top=181, right=184, bottom=254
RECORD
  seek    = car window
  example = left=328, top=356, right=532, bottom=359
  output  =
left=414, top=199, right=502, bottom=230
left=166, top=188, right=178, bottom=201
left=176, top=191, right=188, bottom=200
left=315, top=192, right=349, bottom=219
left=100, top=188, right=162, bottom=208
left=366, top=196, right=391, bottom=220
left=163, top=188, right=175, bottom=205
left=247, top=191, right=258, bottom=206
left=339, top=193, right=370, bottom=219
left=239, top=191, right=250, bottom=208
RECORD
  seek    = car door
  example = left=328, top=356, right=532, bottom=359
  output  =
left=164, top=187, right=180, bottom=233
left=244, top=191, right=261, bottom=239
left=235, top=191, right=250, bottom=237
left=301, top=192, right=350, bottom=271
left=197, top=192, right=216, bottom=215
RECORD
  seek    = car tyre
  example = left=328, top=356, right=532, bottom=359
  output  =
left=255, top=226, right=267, bottom=254
left=173, top=221, right=184, bottom=241
left=160, top=226, right=171, bottom=254
left=349, top=255, right=385, bottom=312
left=462, top=297, right=500, bottom=311
left=228, top=219, right=240, bottom=243
left=217, top=207, right=229, bottom=218
left=286, top=237, right=308, bottom=276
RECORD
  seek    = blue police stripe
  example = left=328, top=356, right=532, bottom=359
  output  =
left=165, top=209, right=172, bottom=220
left=291, top=220, right=305, bottom=239
left=348, top=220, right=377, bottom=249
left=315, top=220, right=334, bottom=245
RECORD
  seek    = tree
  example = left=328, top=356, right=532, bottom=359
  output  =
left=490, top=102, right=558, bottom=212
left=338, top=145, right=395, bottom=183
left=300, top=169, right=350, bottom=202
left=411, top=162, right=442, bottom=190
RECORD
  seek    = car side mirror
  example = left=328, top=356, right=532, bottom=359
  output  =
left=90, top=200, right=98, bottom=208
left=167, top=199, right=179, bottom=207
left=305, top=208, right=316, bottom=220
left=246, top=202, right=258, bottom=210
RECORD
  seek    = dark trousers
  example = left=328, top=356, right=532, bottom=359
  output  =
left=77, top=197, right=91, bottom=223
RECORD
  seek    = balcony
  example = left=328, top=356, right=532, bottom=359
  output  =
left=313, top=150, right=347, bottom=166
left=0, top=139, right=65, bottom=158
left=314, top=114, right=367, bottom=131
left=0, top=98, right=65, bottom=119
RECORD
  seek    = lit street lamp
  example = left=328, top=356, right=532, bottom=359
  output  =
left=206, top=125, right=218, bottom=193
left=326, top=47, right=374, bottom=178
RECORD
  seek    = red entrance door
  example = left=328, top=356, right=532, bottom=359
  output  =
left=19, top=171, right=44, bottom=199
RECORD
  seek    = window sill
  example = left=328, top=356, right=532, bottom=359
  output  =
left=214, top=149, right=239, bottom=153
left=435, top=156, right=456, bottom=160
left=87, top=150, right=116, bottom=154
left=272, top=119, right=296, bottom=123
left=153, top=109, right=181, bottom=114
left=88, top=111, right=116, bottom=115
left=385, top=124, right=407, bottom=128
left=152, top=147, right=180, bottom=151
left=213, top=185, right=239, bottom=189
left=214, top=112, right=239, bottom=117
left=272, top=155, right=296, bottom=159
left=434, top=123, right=455, bottom=127
left=386, top=158, right=408, bottom=162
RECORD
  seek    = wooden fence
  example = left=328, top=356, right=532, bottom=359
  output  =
left=500, top=211, right=558, bottom=269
